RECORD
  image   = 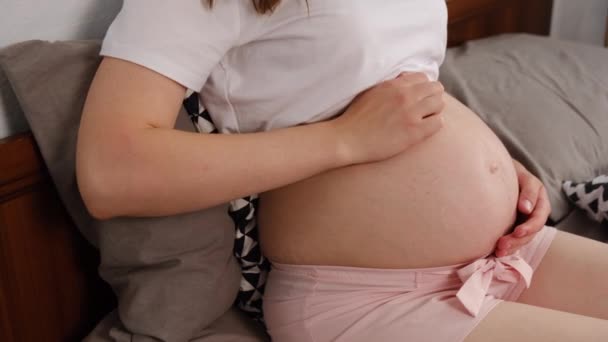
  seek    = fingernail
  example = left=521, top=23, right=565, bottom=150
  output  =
left=515, top=228, right=527, bottom=238
left=523, top=200, right=533, bottom=213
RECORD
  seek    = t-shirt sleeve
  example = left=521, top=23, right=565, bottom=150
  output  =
left=101, top=0, right=241, bottom=91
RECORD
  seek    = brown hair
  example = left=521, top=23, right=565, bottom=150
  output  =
left=208, top=0, right=282, bottom=14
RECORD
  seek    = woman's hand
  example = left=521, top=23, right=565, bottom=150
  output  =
left=331, top=72, right=445, bottom=165
left=495, top=159, right=552, bottom=257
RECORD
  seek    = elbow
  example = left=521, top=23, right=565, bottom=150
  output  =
left=76, top=139, right=129, bottom=220
left=76, top=162, right=121, bottom=220
left=82, top=198, right=116, bottom=221
left=81, top=194, right=116, bottom=221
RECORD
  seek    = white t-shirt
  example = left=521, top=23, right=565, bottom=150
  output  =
left=101, top=0, right=447, bottom=133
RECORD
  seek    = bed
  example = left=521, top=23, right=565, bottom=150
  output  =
left=1, top=0, right=606, bottom=341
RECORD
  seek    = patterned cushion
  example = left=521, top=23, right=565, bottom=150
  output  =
left=563, top=175, right=608, bottom=224
left=183, top=91, right=270, bottom=324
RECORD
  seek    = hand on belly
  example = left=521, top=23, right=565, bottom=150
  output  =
left=258, top=94, right=519, bottom=268
left=330, top=72, right=446, bottom=165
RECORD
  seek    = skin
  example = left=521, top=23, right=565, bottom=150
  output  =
left=467, top=230, right=608, bottom=341
left=466, top=301, right=608, bottom=342
left=467, top=149, right=608, bottom=342
left=80, top=57, right=608, bottom=341
left=77, top=58, right=444, bottom=219
left=79, top=57, right=546, bottom=258
left=258, top=92, right=523, bottom=269
left=496, top=159, right=552, bottom=257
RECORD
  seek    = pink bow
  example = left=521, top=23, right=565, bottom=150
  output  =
left=456, top=254, right=533, bottom=317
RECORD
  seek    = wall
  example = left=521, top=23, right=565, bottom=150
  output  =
left=551, top=0, right=608, bottom=46
left=0, top=0, right=122, bottom=47
left=0, top=0, right=123, bottom=139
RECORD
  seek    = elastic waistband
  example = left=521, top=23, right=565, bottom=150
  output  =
left=269, top=258, right=482, bottom=286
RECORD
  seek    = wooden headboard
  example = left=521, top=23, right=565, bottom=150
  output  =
left=447, top=0, right=553, bottom=46
left=0, top=1, right=554, bottom=341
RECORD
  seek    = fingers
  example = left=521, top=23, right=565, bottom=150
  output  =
left=416, top=112, right=445, bottom=140
left=410, top=81, right=445, bottom=103
left=496, top=188, right=552, bottom=257
left=518, top=177, right=542, bottom=215
left=514, top=187, right=551, bottom=237
left=396, top=72, right=429, bottom=86
left=388, top=73, right=445, bottom=120
left=409, top=94, right=445, bottom=121
left=496, top=233, right=536, bottom=257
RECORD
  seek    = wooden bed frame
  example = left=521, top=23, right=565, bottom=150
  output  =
left=0, top=1, right=553, bottom=341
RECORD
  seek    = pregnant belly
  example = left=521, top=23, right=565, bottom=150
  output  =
left=257, top=94, right=520, bottom=268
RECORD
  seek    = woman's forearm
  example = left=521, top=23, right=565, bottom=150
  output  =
left=77, top=120, right=346, bottom=219
left=77, top=58, right=443, bottom=220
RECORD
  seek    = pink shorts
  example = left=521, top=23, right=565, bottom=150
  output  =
left=263, top=226, right=557, bottom=342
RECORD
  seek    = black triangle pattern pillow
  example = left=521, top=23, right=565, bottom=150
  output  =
left=563, top=175, right=608, bottom=224
left=183, top=90, right=270, bottom=324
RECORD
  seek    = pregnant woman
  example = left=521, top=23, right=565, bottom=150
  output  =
left=76, top=0, right=608, bottom=341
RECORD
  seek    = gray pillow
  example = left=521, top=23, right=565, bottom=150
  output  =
left=86, top=308, right=268, bottom=342
left=0, top=62, right=28, bottom=138
left=0, top=40, right=266, bottom=342
left=440, top=34, right=608, bottom=223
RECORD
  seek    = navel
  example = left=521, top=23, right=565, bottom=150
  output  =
left=489, top=161, right=500, bottom=174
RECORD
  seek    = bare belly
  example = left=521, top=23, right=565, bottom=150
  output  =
left=257, top=94, right=520, bottom=268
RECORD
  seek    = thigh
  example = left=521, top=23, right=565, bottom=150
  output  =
left=516, top=230, right=608, bottom=319
left=465, top=301, right=608, bottom=342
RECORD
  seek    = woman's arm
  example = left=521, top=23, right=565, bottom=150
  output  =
left=77, top=58, right=444, bottom=219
